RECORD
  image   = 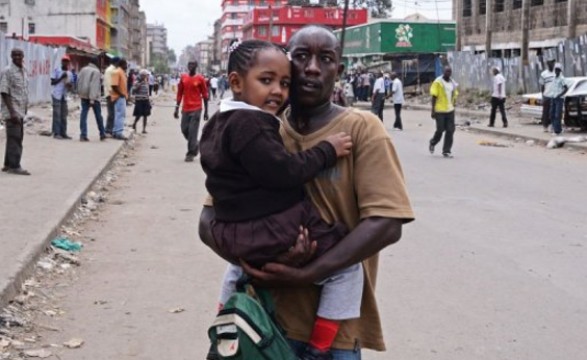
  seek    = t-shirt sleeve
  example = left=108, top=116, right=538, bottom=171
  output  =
left=539, top=73, right=545, bottom=85
left=231, top=112, right=337, bottom=189
left=111, top=70, right=120, bottom=87
left=0, top=70, right=9, bottom=94
left=353, top=113, right=415, bottom=221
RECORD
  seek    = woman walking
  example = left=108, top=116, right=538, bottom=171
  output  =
left=132, top=70, right=151, bottom=134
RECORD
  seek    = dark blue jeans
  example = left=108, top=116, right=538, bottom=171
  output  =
left=289, top=340, right=362, bottom=360
left=80, top=99, right=105, bottom=138
left=549, top=97, right=564, bottom=135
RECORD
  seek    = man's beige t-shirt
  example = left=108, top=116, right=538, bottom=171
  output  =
left=110, top=68, right=128, bottom=101
left=274, top=107, right=415, bottom=351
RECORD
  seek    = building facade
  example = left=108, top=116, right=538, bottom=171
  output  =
left=242, top=5, right=368, bottom=46
left=0, top=0, right=112, bottom=50
left=128, top=0, right=146, bottom=66
left=110, top=0, right=131, bottom=57
left=147, top=23, right=168, bottom=56
left=195, top=37, right=214, bottom=74
left=455, top=0, right=587, bottom=54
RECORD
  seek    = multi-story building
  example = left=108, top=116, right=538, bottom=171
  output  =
left=147, top=23, right=168, bottom=56
left=455, top=0, right=587, bottom=55
left=242, top=5, right=368, bottom=46
left=111, top=0, right=131, bottom=57
left=220, top=0, right=290, bottom=69
left=212, top=19, right=223, bottom=71
left=0, top=0, right=112, bottom=50
left=195, top=37, right=214, bottom=74
left=139, top=11, right=148, bottom=66
left=128, top=0, right=146, bottom=66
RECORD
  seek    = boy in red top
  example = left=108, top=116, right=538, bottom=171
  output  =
left=174, top=60, right=209, bottom=162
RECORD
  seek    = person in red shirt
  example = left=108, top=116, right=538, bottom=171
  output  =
left=174, top=60, right=209, bottom=162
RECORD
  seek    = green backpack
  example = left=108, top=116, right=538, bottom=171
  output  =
left=208, top=279, right=298, bottom=359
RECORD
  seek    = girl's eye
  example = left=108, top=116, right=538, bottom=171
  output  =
left=281, top=80, right=290, bottom=88
left=260, top=78, right=272, bottom=84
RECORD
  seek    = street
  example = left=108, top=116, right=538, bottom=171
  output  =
left=9, top=100, right=587, bottom=360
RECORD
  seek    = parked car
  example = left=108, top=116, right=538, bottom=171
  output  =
left=563, top=80, right=587, bottom=130
left=520, top=77, right=587, bottom=122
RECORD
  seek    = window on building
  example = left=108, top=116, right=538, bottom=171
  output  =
left=28, top=22, right=35, bottom=34
left=271, top=25, right=279, bottom=36
left=513, top=0, right=522, bottom=9
left=258, top=26, right=267, bottom=36
left=495, top=0, right=504, bottom=12
left=231, top=13, right=237, bottom=19
left=232, top=0, right=238, bottom=5
left=304, top=9, right=314, bottom=17
left=0, top=22, right=7, bottom=33
left=274, top=0, right=281, bottom=5
left=479, top=1, right=486, bottom=15
left=463, top=0, right=472, bottom=16
left=531, top=0, right=544, bottom=5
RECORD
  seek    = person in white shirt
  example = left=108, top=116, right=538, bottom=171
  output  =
left=489, top=66, right=508, bottom=128
left=539, top=58, right=556, bottom=132
left=371, top=71, right=386, bottom=121
left=390, top=72, right=404, bottom=130
left=210, top=76, right=219, bottom=100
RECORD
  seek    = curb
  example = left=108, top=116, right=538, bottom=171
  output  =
left=353, top=103, right=587, bottom=152
left=0, top=135, right=133, bottom=310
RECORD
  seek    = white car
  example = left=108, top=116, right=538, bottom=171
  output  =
left=520, top=76, right=587, bottom=119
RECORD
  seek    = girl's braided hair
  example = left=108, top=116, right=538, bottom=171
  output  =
left=227, top=39, right=287, bottom=76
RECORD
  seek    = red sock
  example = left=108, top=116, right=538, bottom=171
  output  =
left=309, top=317, right=340, bottom=352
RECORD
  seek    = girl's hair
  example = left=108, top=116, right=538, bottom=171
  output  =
left=227, top=39, right=286, bottom=76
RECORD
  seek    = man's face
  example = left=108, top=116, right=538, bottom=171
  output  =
left=443, top=67, right=452, bottom=79
left=547, top=61, right=555, bottom=71
left=61, top=60, right=70, bottom=70
left=187, top=62, right=197, bottom=73
left=119, top=61, right=128, bottom=71
left=555, top=68, right=562, bottom=76
left=289, top=29, right=341, bottom=108
left=11, top=50, right=24, bottom=68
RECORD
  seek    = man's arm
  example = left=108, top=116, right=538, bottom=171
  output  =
left=174, top=78, right=183, bottom=118
left=50, top=70, right=67, bottom=86
left=200, top=78, right=209, bottom=120
left=240, top=217, right=404, bottom=286
left=1, top=92, right=19, bottom=122
left=431, top=95, right=437, bottom=118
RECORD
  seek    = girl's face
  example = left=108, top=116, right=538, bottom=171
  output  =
left=230, top=48, right=290, bottom=115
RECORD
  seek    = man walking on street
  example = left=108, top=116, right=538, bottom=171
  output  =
left=488, top=66, right=508, bottom=128
left=390, top=72, right=404, bottom=130
left=429, top=66, right=459, bottom=158
left=77, top=57, right=106, bottom=141
left=51, top=55, right=72, bottom=139
left=1, top=48, right=30, bottom=175
left=371, top=71, right=386, bottom=121
left=210, top=75, right=218, bottom=100
left=174, top=60, right=208, bottom=162
left=104, top=57, right=119, bottom=136
left=110, top=58, right=128, bottom=140
left=539, top=58, right=556, bottom=132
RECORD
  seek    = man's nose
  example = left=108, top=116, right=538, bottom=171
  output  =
left=305, top=55, right=320, bottom=74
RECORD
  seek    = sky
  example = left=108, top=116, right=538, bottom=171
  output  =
left=140, top=0, right=452, bottom=55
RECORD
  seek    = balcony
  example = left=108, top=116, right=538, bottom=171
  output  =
left=222, top=5, right=254, bottom=13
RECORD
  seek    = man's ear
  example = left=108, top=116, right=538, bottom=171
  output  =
left=228, top=71, right=243, bottom=95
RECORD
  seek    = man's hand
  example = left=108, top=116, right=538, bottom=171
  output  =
left=203, top=112, right=209, bottom=121
left=431, top=111, right=436, bottom=119
left=173, top=107, right=179, bottom=119
left=240, top=260, right=312, bottom=288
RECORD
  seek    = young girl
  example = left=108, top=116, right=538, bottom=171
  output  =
left=132, top=70, right=151, bottom=134
left=200, top=40, right=364, bottom=359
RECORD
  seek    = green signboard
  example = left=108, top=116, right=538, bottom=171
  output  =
left=336, top=20, right=456, bottom=56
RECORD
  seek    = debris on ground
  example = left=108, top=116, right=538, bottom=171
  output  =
left=477, top=140, right=510, bottom=148
left=525, top=140, right=536, bottom=146
left=546, top=135, right=587, bottom=149
left=63, top=338, right=84, bottom=349
left=23, top=348, right=52, bottom=358
left=50, top=237, right=82, bottom=252
left=168, top=307, right=186, bottom=314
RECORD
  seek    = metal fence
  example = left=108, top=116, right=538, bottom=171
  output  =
left=447, top=33, right=587, bottom=95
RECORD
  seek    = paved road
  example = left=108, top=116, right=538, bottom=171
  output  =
left=36, top=105, right=587, bottom=360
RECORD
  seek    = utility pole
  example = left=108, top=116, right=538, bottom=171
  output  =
left=521, top=0, right=530, bottom=91
left=484, top=0, right=493, bottom=56
left=269, top=3, right=273, bottom=42
left=339, top=0, right=350, bottom=54
left=456, top=0, right=463, bottom=51
left=567, top=0, right=577, bottom=39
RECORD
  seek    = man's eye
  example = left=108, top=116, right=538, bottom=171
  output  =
left=294, top=53, right=308, bottom=61
left=322, top=56, right=333, bottom=63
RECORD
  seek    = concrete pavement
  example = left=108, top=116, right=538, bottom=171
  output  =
left=0, top=101, right=129, bottom=309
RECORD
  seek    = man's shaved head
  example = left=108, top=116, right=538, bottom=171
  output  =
left=288, top=25, right=341, bottom=56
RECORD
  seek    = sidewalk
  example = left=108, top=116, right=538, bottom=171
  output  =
left=353, top=100, right=587, bottom=151
left=0, top=102, right=129, bottom=308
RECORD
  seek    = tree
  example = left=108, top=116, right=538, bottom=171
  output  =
left=286, top=0, right=392, bottom=19
left=167, top=49, right=177, bottom=65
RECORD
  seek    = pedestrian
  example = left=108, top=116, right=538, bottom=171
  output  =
left=539, top=58, right=556, bottom=132
left=343, top=79, right=355, bottom=107
left=110, top=58, right=128, bottom=140
left=200, top=25, right=415, bottom=359
left=429, top=66, right=459, bottom=158
left=360, top=70, right=370, bottom=101
left=103, top=56, right=120, bottom=136
left=1, top=48, right=30, bottom=175
left=548, top=63, right=569, bottom=136
left=331, top=78, right=346, bottom=106
left=154, top=75, right=160, bottom=95
left=210, top=75, right=218, bottom=100
left=200, top=39, right=362, bottom=359
left=390, top=72, right=405, bottom=130
left=148, top=72, right=155, bottom=96
left=488, top=66, right=508, bottom=128
left=371, top=71, right=386, bottom=121
left=51, top=55, right=73, bottom=139
left=218, top=74, right=228, bottom=99
left=77, top=57, right=106, bottom=141
left=132, top=70, right=151, bottom=134
left=173, top=60, right=209, bottom=162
